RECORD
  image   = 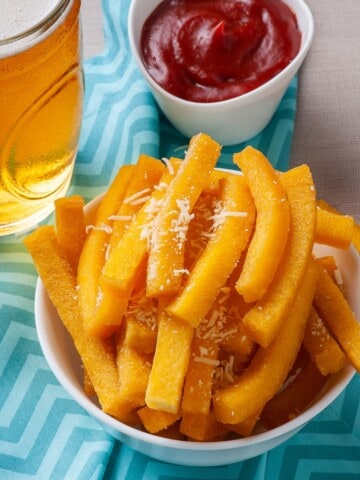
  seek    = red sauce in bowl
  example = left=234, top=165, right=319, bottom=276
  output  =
left=141, top=0, right=301, bottom=103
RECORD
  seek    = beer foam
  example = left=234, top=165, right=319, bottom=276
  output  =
left=0, top=0, right=62, bottom=40
left=0, top=0, right=68, bottom=57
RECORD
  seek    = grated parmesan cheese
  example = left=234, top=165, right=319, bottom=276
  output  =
left=108, top=215, right=133, bottom=222
left=193, top=356, right=220, bottom=367
left=104, top=243, right=111, bottom=261
left=86, top=223, right=112, bottom=235
left=208, top=211, right=248, bottom=220
left=200, top=231, right=216, bottom=239
left=185, top=194, right=215, bottom=262
left=195, top=304, right=234, bottom=344
left=310, top=316, right=329, bottom=338
left=140, top=197, right=165, bottom=249
left=161, top=157, right=175, bottom=175
left=206, top=199, right=248, bottom=235
left=173, top=268, right=190, bottom=276
left=129, top=195, right=151, bottom=206
left=218, top=291, right=231, bottom=304
left=199, top=346, right=209, bottom=356
left=154, top=182, right=169, bottom=191
left=169, top=198, right=195, bottom=250
left=95, top=287, right=103, bottom=308
left=213, top=355, right=236, bottom=388
left=125, top=291, right=157, bottom=331
left=123, top=188, right=151, bottom=205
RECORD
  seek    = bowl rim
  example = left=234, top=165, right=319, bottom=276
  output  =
left=34, top=165, right=357, bottom=454
left=127, top=0, right=315, bottom=108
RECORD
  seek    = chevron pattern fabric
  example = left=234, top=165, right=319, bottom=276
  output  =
left=1, top=0, right=359, bottom=479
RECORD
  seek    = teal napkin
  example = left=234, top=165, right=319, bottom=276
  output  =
left=0, top=0, right=359, bottom=479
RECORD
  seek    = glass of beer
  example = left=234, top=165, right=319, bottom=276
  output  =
left=0, top=0, right=84, bottom=235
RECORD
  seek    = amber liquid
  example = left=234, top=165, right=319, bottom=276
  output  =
left=0, top=0, right=83, bottom=235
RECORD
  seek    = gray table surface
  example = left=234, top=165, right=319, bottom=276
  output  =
left=81, top=0, right=360, bottom=222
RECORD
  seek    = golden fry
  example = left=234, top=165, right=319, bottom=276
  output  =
left=145, top=301, right=194, bottom=414
left=317, top=199, right=359, bottom=253
left=314, top=264, right=360, bottom=372
left=225, top=411, right=260, bottom=437
left=146, top=133, right=221, bottom=297
left=234, top=146, right=290, bottom=302
left=54, top=194, right=86, bottom=273
left=138, top=406, right=181, bottom=434
left=167, top=174, right=255, bottom=327
left=24, top=226, right=124, bottom=418
left=303, top=307, right=347, bottom=375
left=77, top=165, right=134, bottom=338
left=181, top=336, right=219, bottom=415
left=315, top=205, right=354, bottom=249
left=116, top=343, right=152, bottom=414
left=180, top=411, right=228, bottom=441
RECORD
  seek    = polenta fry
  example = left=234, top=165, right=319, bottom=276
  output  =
left=146, top=133, right=221, bottom=297
left=181, top=336, right=219, bottom=415
left=314, top=264, right=360, bottom=372
left=77, top=165, right=134, bottom=338
left=234, top=146, right=290, bottom=302
left=167, top=174, right=255, bottom=327
left=137, top=406, right=181, bottom=434
left=145, top=300, right=194, bottom=414
left=180, top=411, right=228, bottom=441
left=109, top=154, right=164, bottom=247
left=315, top=206, right=354, bottom=249
left=303, top=307, right=347, bottom=375
left=317, top=198, right=359, bottom=253
left=115, top=343, right=152, bottom=414
left=54, top=194, right=86, bottom=273
left=24, top=226, right=125, bottom=418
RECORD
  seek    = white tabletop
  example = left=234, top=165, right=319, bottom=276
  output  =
left=81, top=0, right=360, bottom=222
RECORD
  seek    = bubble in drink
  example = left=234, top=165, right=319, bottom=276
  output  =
left=0, top=0, right=83, bottom=235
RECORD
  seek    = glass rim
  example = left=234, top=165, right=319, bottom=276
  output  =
left=0, top=0, right=71, bottom=47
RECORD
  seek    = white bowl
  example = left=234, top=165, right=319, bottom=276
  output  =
left=128, top=0, right=314, bottom=146
left=34, top=192, right=359, bottom=467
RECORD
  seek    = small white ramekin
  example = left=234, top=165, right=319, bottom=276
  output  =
left=128, top=0, right=314, bottom=146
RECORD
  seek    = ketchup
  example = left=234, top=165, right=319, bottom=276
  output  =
left=141, top=0, right=301, bottom=103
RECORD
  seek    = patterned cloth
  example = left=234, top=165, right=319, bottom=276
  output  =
left=0, top=0, right=359, bottom=479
